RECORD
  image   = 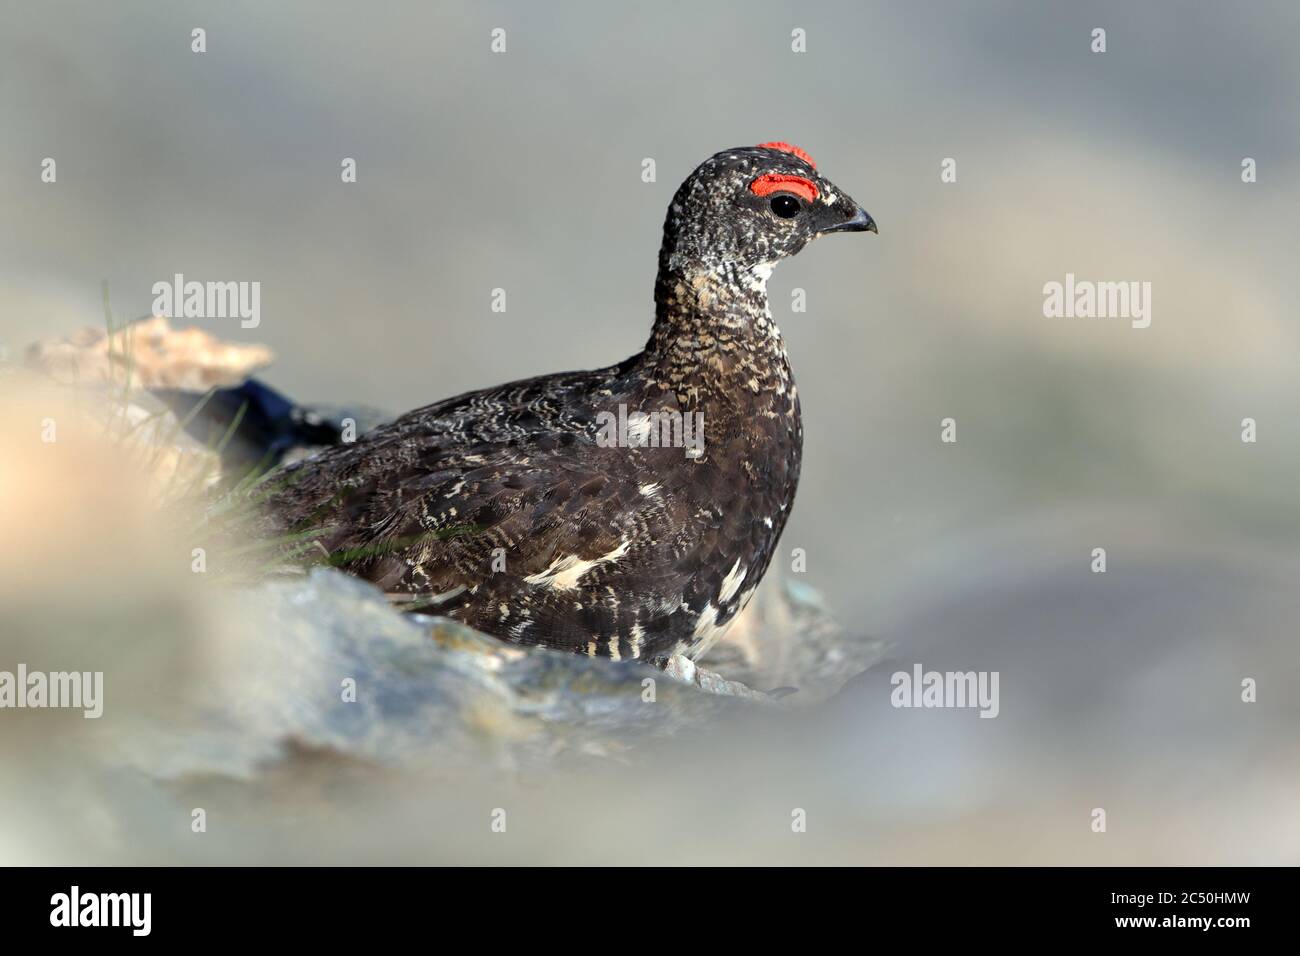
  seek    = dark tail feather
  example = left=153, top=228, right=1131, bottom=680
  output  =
left=151, top=378, right=343, bottom=475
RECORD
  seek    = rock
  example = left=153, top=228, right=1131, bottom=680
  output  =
left=118, top=569, right=768, bottom=781
left=24, top=315, right=274, bottom=391
left=703, top=569, right=886, bottom=704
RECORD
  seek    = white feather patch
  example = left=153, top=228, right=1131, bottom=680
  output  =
left=719, top=558, right=747, bottom=603
left=524, top=538, right=631, bottom=591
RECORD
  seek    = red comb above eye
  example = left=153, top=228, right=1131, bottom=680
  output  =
left=756, top=141, right=816, bottom=168
left=749, top=173, right=819, bottom=203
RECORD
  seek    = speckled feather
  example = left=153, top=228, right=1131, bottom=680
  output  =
left=261, top=145, right=873, bottom=663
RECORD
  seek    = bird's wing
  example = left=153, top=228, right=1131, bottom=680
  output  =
left=262, top=363, right=672, bottom=596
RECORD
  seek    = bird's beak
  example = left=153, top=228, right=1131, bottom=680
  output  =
left=820, top=205, right=877, bottom=235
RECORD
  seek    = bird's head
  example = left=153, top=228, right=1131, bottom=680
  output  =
left=659, top=142, right=876, bottom=279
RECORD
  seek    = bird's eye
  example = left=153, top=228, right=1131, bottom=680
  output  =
left=769, top=194, right=802, bottom=219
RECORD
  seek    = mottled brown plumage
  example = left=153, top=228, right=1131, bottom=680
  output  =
left=261, top=144, right=874, bottom=662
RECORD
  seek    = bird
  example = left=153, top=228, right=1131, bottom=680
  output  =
left=259, top=143, right=875, bottom=664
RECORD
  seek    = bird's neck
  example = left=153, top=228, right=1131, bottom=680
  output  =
left=642, top=261, right=795, bottom=412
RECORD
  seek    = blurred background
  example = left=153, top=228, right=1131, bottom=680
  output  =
left=1, top=0, right=1297, bottom=864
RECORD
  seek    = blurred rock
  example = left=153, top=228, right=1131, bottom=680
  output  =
left=705, top=570, right=886, bottom=703
left=115, top=569, right=770, bottom=781
left=24, top=315, right=273, bottom=390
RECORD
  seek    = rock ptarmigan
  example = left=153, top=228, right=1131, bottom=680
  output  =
left=261, top=143, right=875, bottom=664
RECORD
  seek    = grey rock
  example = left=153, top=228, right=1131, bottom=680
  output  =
left=123, top=569, right=775, bottom=780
